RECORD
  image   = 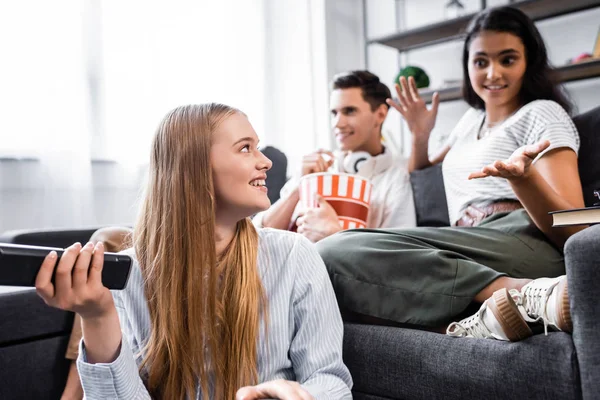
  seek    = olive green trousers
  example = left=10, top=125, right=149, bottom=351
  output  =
left=316, top=210, right=565, bottom=327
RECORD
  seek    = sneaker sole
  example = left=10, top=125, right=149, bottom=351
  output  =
left=489, top=288, right=533, bottom=342
left=556, top=278, right=573, bottom=333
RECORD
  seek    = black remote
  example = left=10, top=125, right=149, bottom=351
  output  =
left=0, top=243, right=132, bottom=290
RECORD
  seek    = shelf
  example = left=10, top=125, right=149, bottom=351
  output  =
left=418, top=58, right=600, bottom=103
left=557, top=58, right=600, bottom=81
left=369, top=0, right=600, bottom=52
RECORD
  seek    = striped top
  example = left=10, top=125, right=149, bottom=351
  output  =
left=76, top=228, right=353, bottom=399
left=442, top=100, right=580, bottom=224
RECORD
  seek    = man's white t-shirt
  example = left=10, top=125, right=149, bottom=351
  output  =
left=442, top=100, right=580, bottom=225
left=254, top=147, right=417, bottom=230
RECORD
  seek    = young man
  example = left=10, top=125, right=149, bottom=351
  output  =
left=254, top=70, right=416, bottom=242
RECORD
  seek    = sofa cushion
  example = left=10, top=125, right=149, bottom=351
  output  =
left=409, top=163, right=450, bottom=227
left=0, top=290, right=73, bottom=399
left=343, top=323, right=580, bottom=400
left=573, top=106, right=600, bottom=207
left=0, top=290, right=73, bottom=345
left=0, top=335, right=71, bottom=400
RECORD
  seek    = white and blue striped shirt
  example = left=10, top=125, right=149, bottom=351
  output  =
left=443, top=100, right=580, bottom=224
left=77, top=228, right=353, bottom=399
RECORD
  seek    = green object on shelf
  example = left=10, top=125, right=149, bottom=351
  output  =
left=395, top=66, right=430, bottom=89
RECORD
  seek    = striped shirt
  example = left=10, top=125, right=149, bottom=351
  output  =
left=76, top=228, right=353, bottom=399
left=442, top=100, right=580, bottom=224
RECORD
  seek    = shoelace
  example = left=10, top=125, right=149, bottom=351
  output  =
left=447, top=305, right=494, bottom=339
left=509, top=282, right=558, bottom=336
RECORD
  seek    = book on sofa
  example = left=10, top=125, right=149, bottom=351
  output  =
left=549, top=206, right=600, bottom=227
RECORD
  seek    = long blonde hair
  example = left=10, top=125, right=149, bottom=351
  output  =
left=134, top=104, right=267, bottom=399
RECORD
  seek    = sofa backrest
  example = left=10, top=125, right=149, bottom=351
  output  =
left=573, top=105, right=600, bottom=207
left=261, top=146, right=288, bottom=204
left=0, top=227, right=100, bottom=248
left=410, top=163, right=450, bottom=227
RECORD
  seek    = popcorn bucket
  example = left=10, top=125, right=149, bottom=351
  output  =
left=299, top=172, right=372, bottom=229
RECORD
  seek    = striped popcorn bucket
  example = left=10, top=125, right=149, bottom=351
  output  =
left=299, top=172, right=373, bottom=230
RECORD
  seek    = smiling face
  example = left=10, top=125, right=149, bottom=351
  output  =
left=467, top=31, right=527, bottom=113
left=210, top=113, right=272, bottom=223
left=330, top=87, right=387, bottom=154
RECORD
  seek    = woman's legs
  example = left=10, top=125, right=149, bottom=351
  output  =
left=449, top=274, right=571, bottom=341
left=451, top=211, right=572, bottom=340
left=316, top=210, right=565, bottom=330
left=474, top=276, right=532, bottom=303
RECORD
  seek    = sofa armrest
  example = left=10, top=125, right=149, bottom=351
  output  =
left=564, top=224, right=600, bottom=400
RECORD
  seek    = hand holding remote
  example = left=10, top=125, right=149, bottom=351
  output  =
left=35, top=242, right=116, bottom=320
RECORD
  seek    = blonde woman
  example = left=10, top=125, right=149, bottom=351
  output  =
left=36, top=104, right=352, bottom=399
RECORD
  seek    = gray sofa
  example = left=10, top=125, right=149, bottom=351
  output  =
left=0, top=107, right=598, bottom=399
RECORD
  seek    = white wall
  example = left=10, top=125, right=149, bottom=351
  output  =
left=261, top=0, right=331, bottom=172
left=325, top=0, right=366, bottom=79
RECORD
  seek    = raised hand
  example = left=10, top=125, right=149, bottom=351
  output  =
left=468, top=140, right=551, bottom=181
left=386, top=76, right=440, bottom=141
left=35, top=242, right=114, bottom=320
left=296, top=195, right=341, bottom=242
left=301, top=149, right=335, bottom=176
left=236, top=379, right=314, bottom=400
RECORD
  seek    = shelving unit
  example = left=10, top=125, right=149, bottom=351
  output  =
left=367, top=0, right=600, bottom=103
left=369, top=0, right=600, bottom=52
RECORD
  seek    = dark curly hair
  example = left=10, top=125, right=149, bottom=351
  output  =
left=331, top=70, right=391, bottom=111
left=461, top=6, right=572, bottom=114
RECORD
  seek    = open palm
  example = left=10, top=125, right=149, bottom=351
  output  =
left=386, top=76, right=440, bottom=140
left=469, top=140, right=551, bottom=181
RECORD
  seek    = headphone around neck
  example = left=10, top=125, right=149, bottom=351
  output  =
left=341, top=151, right=372, bottom=174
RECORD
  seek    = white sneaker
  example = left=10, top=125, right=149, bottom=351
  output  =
left=509, top=275, right=572, bottom=335
left=447, top=288, right=533, bottom=342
